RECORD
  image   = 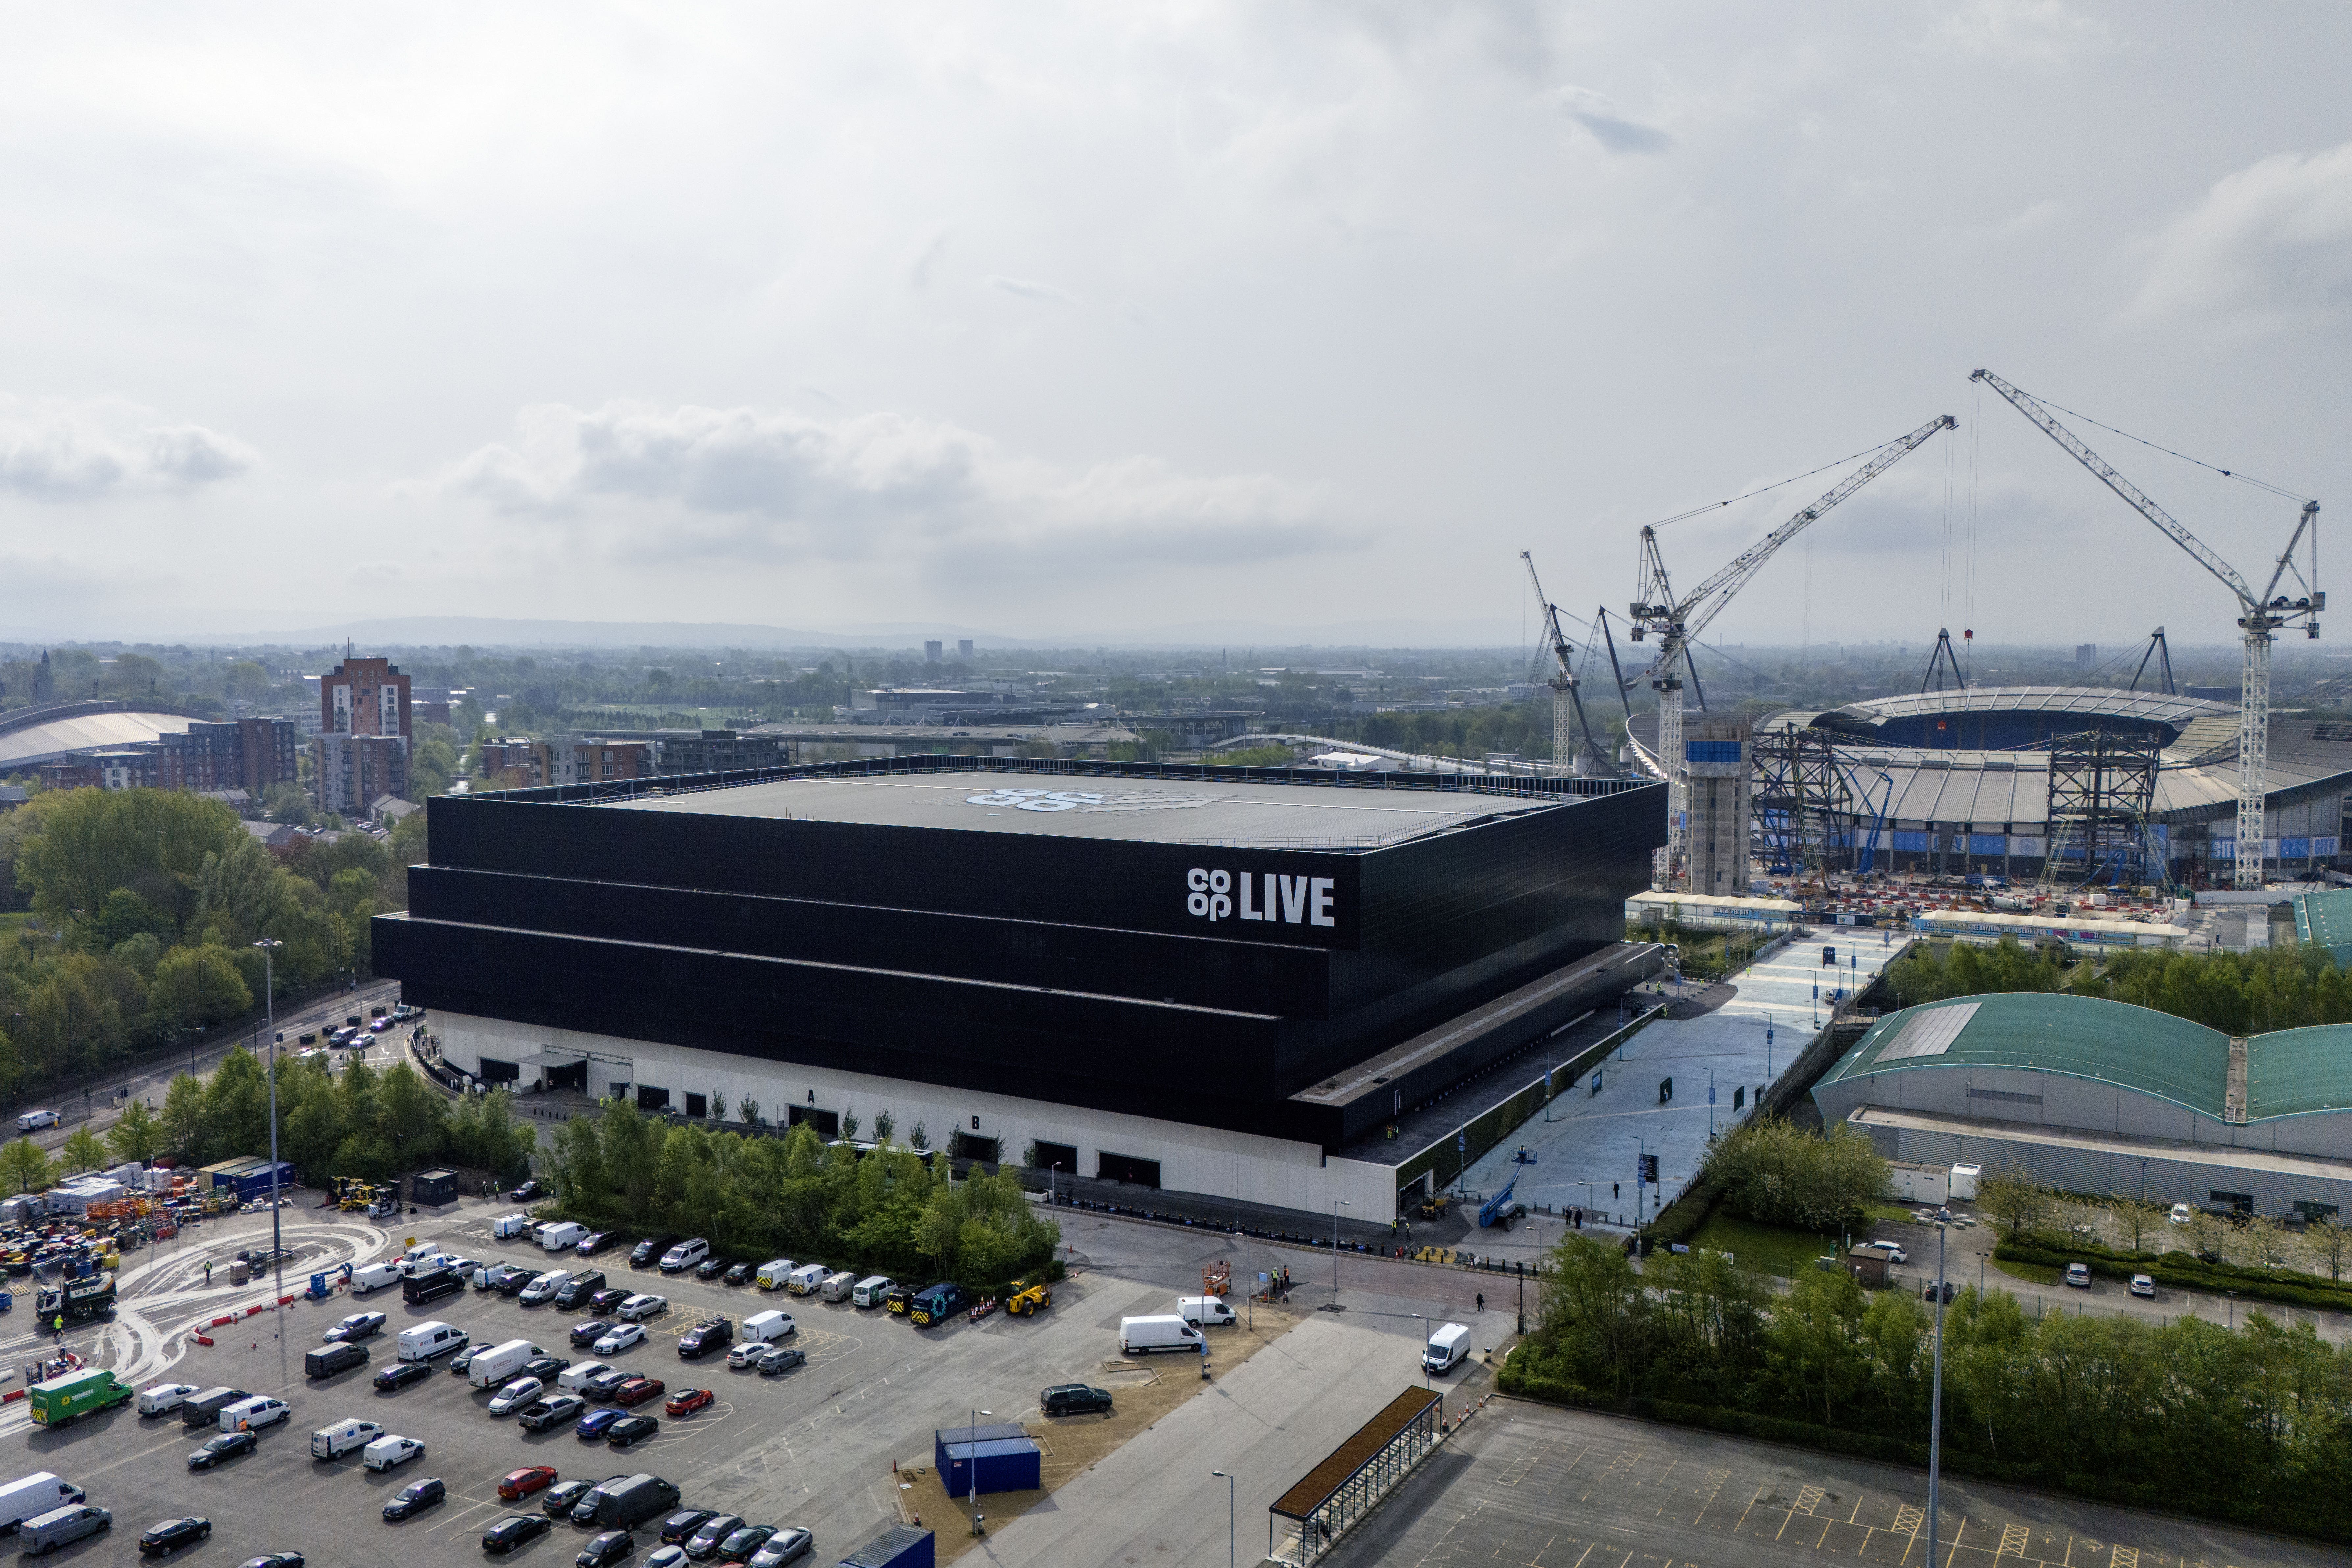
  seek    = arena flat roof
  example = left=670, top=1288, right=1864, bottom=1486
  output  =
left=1820, top=992, right=2231, bottom=1119
left=597, top=768, right=1556, bottom=849
left=2245, top=1026, right=2352, bottom=1119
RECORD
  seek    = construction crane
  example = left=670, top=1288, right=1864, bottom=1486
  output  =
left=1971, top=369, right=2320, bottom=890
left=1626, top=413, right=1958, bottom=888
left=1520, top=551, right=1609, bottom=775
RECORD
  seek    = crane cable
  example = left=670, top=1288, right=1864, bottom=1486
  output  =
left=2025, top=388, right=2310, bottom=503
left=1639, top=439, right=1905, bottom=530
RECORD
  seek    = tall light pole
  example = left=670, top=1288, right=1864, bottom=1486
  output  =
left=1210, top=1469, right=1235, bottom=1568
left=968, top=1407, right=992, bottom=1537
left=1332, top=1198, right=1350, bottom=1302
left=253, top=939, right=285, bottom=1298
left=1926, top=1205, right=1950, bottom=1568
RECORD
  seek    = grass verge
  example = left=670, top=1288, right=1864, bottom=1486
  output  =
left=1991, top=1255, right=2062, bottom=1286
left=1685, top=1212, right=1840, bottom=1280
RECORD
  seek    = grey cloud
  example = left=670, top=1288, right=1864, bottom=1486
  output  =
left=989, top=274, right=1080, bottom=304
left=0, top=398, right=256, bottom=502
left=1556, top=86, right=1672, bottom=156
left=2130, top=141, right=2352, bottom=335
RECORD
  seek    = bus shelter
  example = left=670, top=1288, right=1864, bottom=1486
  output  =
left=1269, top=1388, right=1443, bottom=1564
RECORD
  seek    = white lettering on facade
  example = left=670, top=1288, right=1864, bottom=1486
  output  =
left=1188, top=867, right=1338, bottom=929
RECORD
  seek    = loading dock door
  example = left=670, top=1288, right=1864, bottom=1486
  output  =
left=951, top=1132, right=1001, bottom=1164
left=1032, top=1141, right=1077, bottom=1174
left=478, top=1058, right=519, bottom=1085
left=636, top=1085, right=671, bottom=1111
left=787, top=1105, right=840, bottom=1138
left=1098, top=1151, right=1161, bottom=1188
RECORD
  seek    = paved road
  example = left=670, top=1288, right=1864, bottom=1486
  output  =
left=1321, top=1396, right=2338, bottom=1568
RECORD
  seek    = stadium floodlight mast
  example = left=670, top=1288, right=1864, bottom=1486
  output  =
left=253, top=937, right=285, bottom=1299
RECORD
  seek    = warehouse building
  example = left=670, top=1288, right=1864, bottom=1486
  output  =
left=1813, top=992, right=2352, bottom=1218
left=376, top=756, right=1664, bottom=1219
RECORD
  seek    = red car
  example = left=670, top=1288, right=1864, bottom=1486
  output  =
left=664, top=1387, right=714, bottom=1417
left=497, top=1465, right=559, bottom=1501
left=614, top=1377, right=666, bottom=1408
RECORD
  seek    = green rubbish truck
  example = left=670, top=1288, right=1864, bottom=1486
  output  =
left=29, top=1369, right=132, bottom=1427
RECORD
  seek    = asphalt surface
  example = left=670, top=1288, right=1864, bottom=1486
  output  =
left=1319, top=1396, right=2339, bottom=1568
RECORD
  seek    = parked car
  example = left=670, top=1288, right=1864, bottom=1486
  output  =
left=499, top=1467, right=560, bottom=1501
left=324, top=1311, right=387, bottom=1343
left=590, top=1288, right=633, bottom=1313
left=606, top=1414, right=660, bottom=1450
left=746, top=1529, right=815, bottom=1568
left=2168, top=1203, right=2194, bottom=1226
left=543, top=1479, right=594, bottom=1517
left=138, top=1382, right=200, bottom=1415
left=576, top=1232, right=615, bottom=1257
left=189, top=1431, right=259, bottom=1469
left=235, top=1553, right=302, bottom=1568
left=721, top=1262, right=756, bottom=1287
left=658, top=1239, right=709, bottom=1275
left=572, top=1320, right=615, bottom=1348
left=575, top=1408, right=625, bottom=1441
left=619, top=1294, right=668, bottom=1322
left=630, top=1236, right=679, bottom=1269
left=519, top=1395, right=587, bottom=1432
left=582, top=1367, right=635, bottom=1400
left=522, top=1356, right=571, bottom=1383
left=2064, top=1263, right=2092, bottom=1289
left=483, top=1513, right=554, bottom=1554
left=615, top=1377, right=666, bottom=1408
left=558, top=1361, right=614, bottom=1395
left=659, top=1511, right=718, bottom=1546
left=382, top=1478, right=445, bottom=1520
left=595, top=1324, right=647, bottom=1356
left=450, top=1347, right=481, bottom=1378
left=756, top=1346, right=805, bottom=1377
left=2130, top=1274, right=2157, bottom=1298
left=487, top=1378, right=545, bottom=1417
left=677, top=1318, right=732, bottom=1359
left=712, top=1526, right=775, bottom=1564
left=1041, top=1384, right=1114, bottom=1416
left=494, top=1266, right=538, bottom=1298
left=138, top=1517, right=213, bottom=1555
left=510, top=1179, right=548, bottom=1203
left=664, top=1388, right=714, bottom=1417
left=725, top=1342, right=769, bottom=1370
left=579, top=1530, right=637, bottom=1567
left=683, top=1516, right=746, bottom=1559
left=375, top=1361, right=432, bottom=1392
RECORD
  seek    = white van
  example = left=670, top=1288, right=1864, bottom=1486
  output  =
left=348, top=1261, right=402, bottom=1295
left=741, top=1310, right=795, bottom=1344
left=492, top=1213, right=533, bottom=1239
left=784, top=1263, right=828, bottom=1296
left=362, top=1434, right=425, bottom=1472
left=467, top=1338, right=541, bottom=1390
left=0, top=1474, right=84, bottom=1536
left=818, top=1271, right=857, bottom=1303
left=219, top=1395, right=291, bottom=1433
left=310, top=1417, right=385, bottom=1458
left=755, top=1259, right=796, bottom=1291
left=395, top=1322, right=469, bottom=1363
left=398, top=1251, right=457, bottom=1279
left=659, top=1238, right=709, bottom=1272
left=518, top=1270, right=572, bottom=1305
left=1422, top=1322, right=1471, bottom=1374
left=1177, top=1296, right=1237, bottom=1328
left=1119, top=1315, right=1206, bottom=1355
left=540, top=1222, right=587, bottom=1253
left=851, top=1275, right=893, bottom=1308
left=135, top=1384, right=198, bottom=1416
left=401, top=1240, right=443, bottom=1265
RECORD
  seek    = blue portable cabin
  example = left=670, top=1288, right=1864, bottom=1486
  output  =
left=839, top=1523, right=935, bottom=1567
left=933, top=1422, right=1041, bottom=1495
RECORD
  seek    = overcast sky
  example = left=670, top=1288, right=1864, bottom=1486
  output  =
left=3, top=3, right=2348, bottom=649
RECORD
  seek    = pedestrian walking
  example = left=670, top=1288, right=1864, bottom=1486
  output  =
left=204, top=1262, right=211, bottom=1286
left=1475, top=1292, right=1484, bottom=1313
left=1612, top=1181, right=1620, bottom=1200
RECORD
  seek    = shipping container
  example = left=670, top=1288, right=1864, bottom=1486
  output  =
left=411, top=1170, right=459, bottom=1207
left=839, top=1523, right=936, bottom=1568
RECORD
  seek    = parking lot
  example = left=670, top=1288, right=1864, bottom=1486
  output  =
left=9, top=1200, right=1260, bottom=1565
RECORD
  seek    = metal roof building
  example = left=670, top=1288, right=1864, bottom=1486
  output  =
left=1814, top=993, right=2352, bottom=1218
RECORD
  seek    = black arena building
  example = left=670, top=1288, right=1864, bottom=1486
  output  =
left=377, top=757, right=1664, bottom=1218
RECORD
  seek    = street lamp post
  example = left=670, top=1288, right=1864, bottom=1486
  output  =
left=1332, top=1199, right=1350, bottom=1302
left=1926, top=1206, right=1951, bottom=1568
left=253, top=939, right=285, bottom=1300
left=968, top=1407, right=992, bottom=1536
left=1210, top=1470, right=1235, bottom=1568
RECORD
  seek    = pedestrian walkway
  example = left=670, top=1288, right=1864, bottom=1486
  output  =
left=1455, top=929, right=1908, bottom=1245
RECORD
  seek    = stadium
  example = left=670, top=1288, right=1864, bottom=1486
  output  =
left=1634, top=684, right=2352, bottom=884
left=374, top=756, right=1665, bottom=1218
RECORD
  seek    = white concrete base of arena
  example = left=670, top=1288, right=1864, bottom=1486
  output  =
left=1850, top=1106, right=2352, bottom=1218
left=436, top=1010, right=1399, bottom=1219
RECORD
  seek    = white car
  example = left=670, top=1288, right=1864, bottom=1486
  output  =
left=593, top=1324, right=647, bottom=1356
left=1881, top=1246, right=1908, bottom=1266
left=557, top=1360, right=613, bottom=1394
left=138, top=1382, right=200, bottom=1415
left=618, top=1293, right=667, bottom=1322
left=725, top=1342, right=767, bottom=1369
left=486, top=1377, right=543, bottom=1416
left=2168, top=1203, right=2194, bottom=1226
left=2129, top=1274, right=2156, bottom=1298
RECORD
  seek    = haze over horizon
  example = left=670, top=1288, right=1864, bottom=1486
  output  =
left=4, top=4, right=2348, bottom=649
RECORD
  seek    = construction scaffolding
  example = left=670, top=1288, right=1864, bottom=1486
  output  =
left=1750, top=726, right=1854, bottom=887
left=1269, top=1388, right=1443, bottom=1564
left=2042, top=727, right=2162, bottom=888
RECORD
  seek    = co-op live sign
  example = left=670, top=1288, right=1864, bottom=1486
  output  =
left=1186, top=867, right=1336, bottom=927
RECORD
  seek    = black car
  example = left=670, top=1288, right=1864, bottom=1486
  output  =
left=605, top=1413, right=659, bottom=1450
left=188, top=1430, right=258, bottom=1469
left=383, top=1477, right=446, bottom=1519
left=677, top=1317, right=732, bottom=1360
left=483, top=1513, right=554, bottom=1554
left=522, top=1356, right=570, bottom=1383
left=554, top=1272, right=608, bottom=1309
left=582, top=1367, right=634, bottom=1400
left=518, top=1395, right=587, bottom=1432
left=139, top=1517, right=212, bottom=1555
left=756, top=1345, right=806, bottom=1376
left=509, top=1179, right=548, bottom=1203
left=692, top=1255, right=730, bottom=1281
left=576, top=1232, right=615, bottom=1257
left=542, top=1480, right=593, bottom=1517
left=682, top=1515, right=745, bottom=1559
left=714, top=1527, right=775, bottom=1563
left=570, top=1319, right=613, bottom=1348
left=746, top=1529, right=815, bottom=1568
left=721, top=1262, right=755, bottom=1287
left=1041, top=1383, right=1114, bottom=1416
left=451, top=1346, right=481, bottom=1377
left=577, top=1531, right=635, bottom=1568
left=237, top=1555, right=304, bottom=1568
left=589, top=1288, right=631, bottom=1313
left=658, top=1510, right=718, bottom=1546
left=493, top=1266, right=537, bottom=1297
left=629, top=1235, right=677, bottom=1269
left=375, top=1360, right=433, bottom=1392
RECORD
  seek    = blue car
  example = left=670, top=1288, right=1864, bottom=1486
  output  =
left=575, top=1406, right=624, bottom=1440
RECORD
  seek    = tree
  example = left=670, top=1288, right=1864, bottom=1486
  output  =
left=105, top=1099, right=162, bottom=1164
left=2308, top=1215, right=2350, bottom=1282
left=0, top=1137, right=49, bottom=1194
left=374, top=1063, right=447, bottom=1169
left=871, top=1111, right=894, bottom=1144
left=737, top=1096, right=761, bottom=1127
left=2108, top=1195, right=2166, bottom=1256
left=146, top=944, right=254, bottom=1037
left=1975, top=1167, right=2059, bottom=1240
left=59, top=1125, right=104, bottom=1174
left=161, top=1072, right=208, bottom=1163
left=1766, top=1268, right=1869, bottom=1425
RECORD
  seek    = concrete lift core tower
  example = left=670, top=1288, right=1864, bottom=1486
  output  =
left=1627, top=413, right=1957, bottom=889
left=1972, top=368, right=2320, bottom=890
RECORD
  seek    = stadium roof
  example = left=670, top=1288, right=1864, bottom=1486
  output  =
left=2292, top=889, right=2352, bottom=966
left=2244, top=1026, right=2352, bottom=1119
left=1818, top=686, right=2229, bottom=728
left=598, top=767, right=1558, bottom=849
left=1820, top=992, right=2231, bottom=1119
left=0, top=707, right=197, bottom=771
